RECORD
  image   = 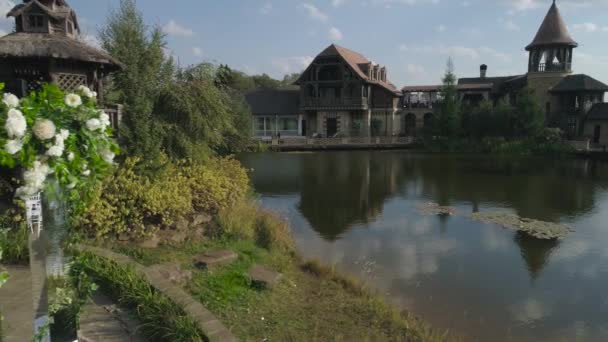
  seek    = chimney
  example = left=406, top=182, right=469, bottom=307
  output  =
left=480, top=64, right=488, bottom=78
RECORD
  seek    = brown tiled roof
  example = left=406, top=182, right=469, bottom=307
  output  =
left=551, top=74, right=608, bottom=93
left=299, top=44, right=400, bottom=95
left=244, top=90, right=301, bottom=115
left=586, top=103, right=608, bottom=121
left=526, top=2, right=577, bottom=51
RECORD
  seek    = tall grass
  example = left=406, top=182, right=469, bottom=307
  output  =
left=73, top=252, right=207, bottom=342
left=0, top=224, right=29, bottom=264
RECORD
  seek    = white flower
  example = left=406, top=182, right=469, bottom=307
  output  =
left=65, top=93, right=82, bottom=108
left=59, top=129, right=70, bottom=140
left=91, top=91, right=98, bottom=98
left=67, top=152, right=75, bottom=161
left=46, top=144, right=64, bottom=157
left=99, top=112, right=111, bottom=130
left=86, top=118, right=102, bottom=131
left=16, top=186, right=38, bottom=200
left=82, top=169, right=91, bottom=176
left=77, top=85, right=94, bottom=98
left=5, top=109, right=27, bottom=138
left=18, top=161, right=51, bottom=199
left=100, top=147, right=115, bottom=164
left=4, top=140, right=22, bottom=155
left=33, top=119, right=56, bottom=140
left=2, top=93, right=19, bottom=108
left=67, top=183, right=76, bottom=189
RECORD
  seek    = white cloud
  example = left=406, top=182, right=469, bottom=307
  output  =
left=503, top=19, right=520, bottom=31
left=328, top=27, right=343, bottom=41
left=399, top=44, right=511, bottom=62
left=298, top=3, right=329, bottom=21
left=436, top=25, right=446, bottom=32
left=572, top=22, right=608, bottom=33
left=271, top=56, right=314, bottom=74
left=0, top=0, right=14, bottom=19
left=162, top=20, right=194, bottom=37
left=0, top=29, right=6, bottom=37
left=259, top=2, right=273, bottom=15
left=79, top=33, right=101, bottom=48
left=193, top=47, right=204, bottom=57
left=332, top=0, right=348, bottom=6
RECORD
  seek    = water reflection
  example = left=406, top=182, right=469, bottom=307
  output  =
left=239, top=151, right=608, bottom=342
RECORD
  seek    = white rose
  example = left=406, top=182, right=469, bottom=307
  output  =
left=100, top=148, right=115, bottom=164
left=77, top=85, right=94, bottom=98
left=82, top=169, right=91, bottom=176
left=2, top=93, right=19, bottom=108
left=5, top=109, right=27, bottom=138
left=46, top=144, right=64, bottom=157
left=91, top=91, right=98, bottom=98
left=4, top=139, right=22, bottom=155
left=59, top=129, right=70, bottom=140
left=67, top=183, right=76, bottom=189
left=67, top=152, right=75, bottom=161
left=86, top=118, right=102, bottom=131
left=16, top=185, right=38, bottom=200
left=65, top=93, right=82, bottom=108
left=33, top=119, right=56, bottom=140
left=99, top=112, right=111, bottom=129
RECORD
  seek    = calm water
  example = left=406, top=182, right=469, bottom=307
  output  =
left=239, top=151, right=608, bottom=342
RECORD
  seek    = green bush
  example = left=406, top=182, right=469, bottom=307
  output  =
left=77, top=158, right=193, bottom=239
left=78, top=156, right=249, bottom=239
left=184, top=157, right=249, bottom=215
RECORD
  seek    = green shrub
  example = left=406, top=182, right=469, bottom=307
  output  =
left=0, top=207, right=29, bottom=264
left=184, top=157, right=249, bottom=215
left=77, top=158, right=192, bottom=239
left=216, top=201, right=257, bottom=240
left=254, top=209, right=294, bottom=253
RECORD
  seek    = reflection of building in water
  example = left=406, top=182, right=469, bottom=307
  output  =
left=297, top=152, right=403, bottom=240
left=514, top=232, right=559, bottom=281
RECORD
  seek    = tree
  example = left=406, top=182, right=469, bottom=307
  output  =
left=513, top=87, right=545, bottom=137
left=436, top=58, right=461, bottom=139
left=99, top=0, right=174, bottom=161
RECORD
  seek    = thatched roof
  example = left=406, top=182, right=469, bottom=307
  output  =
left=526, top=1, right=577, bottom=51
left=551, top=74, right=608, bottom=93
left=7, top=0, right=80, bottom=32
left=245, top=90, right=300, bottom=115
left=0, top=33, right=122, bottom=69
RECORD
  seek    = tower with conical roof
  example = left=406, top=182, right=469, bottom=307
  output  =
left=526, top=0, right=577, bottom=74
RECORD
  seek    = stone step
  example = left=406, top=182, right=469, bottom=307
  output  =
left=193, top=250, right=238, bottom=270
left=78, top=291, right=144, bottom=342
left=248, top=265, right=283, bottom=289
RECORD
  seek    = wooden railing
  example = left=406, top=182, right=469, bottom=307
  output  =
left=537, top=62, right=571, bottom=72
left=302, top=97, right=368, bottom=108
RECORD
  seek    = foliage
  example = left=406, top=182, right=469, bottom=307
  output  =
left=436, top=58, right=461, bottom=139
left=77, top=157, right=193, bottom=239
left=0, top=224, right=29, bottom=264
left=513, top=87, right=545, bottom=138
left=216, top=201, right=294, bottom=253
left=154, top=67, right=252, bottom=159
left=73, top=252, right=205, bottom=341
left=0, top=249, right=8, bottom=288
left=77, top=156, right=249, bottom=239
left=99, top=0, right=174, bottom=163
left=184, top=157, right=249, bottom=215
left=0, top=84, right=118, bottom=213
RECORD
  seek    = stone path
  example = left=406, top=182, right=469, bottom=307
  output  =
left=76, top=245, right=237, bottom=342
left=0, top=266, right=34, bottom=342
left=78, top=291, right=145, bottom=342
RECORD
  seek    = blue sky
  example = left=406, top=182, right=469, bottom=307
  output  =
left=1, top=0, right=608, bottom=87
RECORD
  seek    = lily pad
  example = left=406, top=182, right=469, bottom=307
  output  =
left=471, top=212, right=573, bottom=240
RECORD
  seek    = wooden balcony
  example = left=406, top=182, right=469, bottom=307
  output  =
left=301, top=97, right=368, bottom=110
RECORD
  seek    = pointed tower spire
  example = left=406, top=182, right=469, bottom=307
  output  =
left=526, top=0, right=577, bottom=51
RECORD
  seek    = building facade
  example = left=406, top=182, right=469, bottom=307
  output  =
left=246, top=1, right=608, bottom=144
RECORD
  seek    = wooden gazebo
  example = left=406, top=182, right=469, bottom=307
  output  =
left=0, top=0, right=122, bottom=101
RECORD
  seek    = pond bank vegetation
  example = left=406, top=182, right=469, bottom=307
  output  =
left=471, top=212, right=573, bottom=240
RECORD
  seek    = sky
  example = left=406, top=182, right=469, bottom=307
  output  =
left=1, top=0, right=608, bottom=88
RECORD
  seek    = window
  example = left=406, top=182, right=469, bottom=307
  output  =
left=28, top=15, right=44, bottom=28
left=68, top=21, right=73, bottom=34
left=256, top=117, right=265, bottom=131
left=280, top=118, right=298, bottom=131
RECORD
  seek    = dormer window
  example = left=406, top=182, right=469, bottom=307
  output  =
left=28, top=15, right=44, bottom=28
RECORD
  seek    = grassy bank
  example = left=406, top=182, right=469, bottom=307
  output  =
left=92, top=201, right=451, bottom=342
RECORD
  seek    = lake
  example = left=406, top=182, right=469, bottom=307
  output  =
left=239, top=151, right=608, bottom=342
